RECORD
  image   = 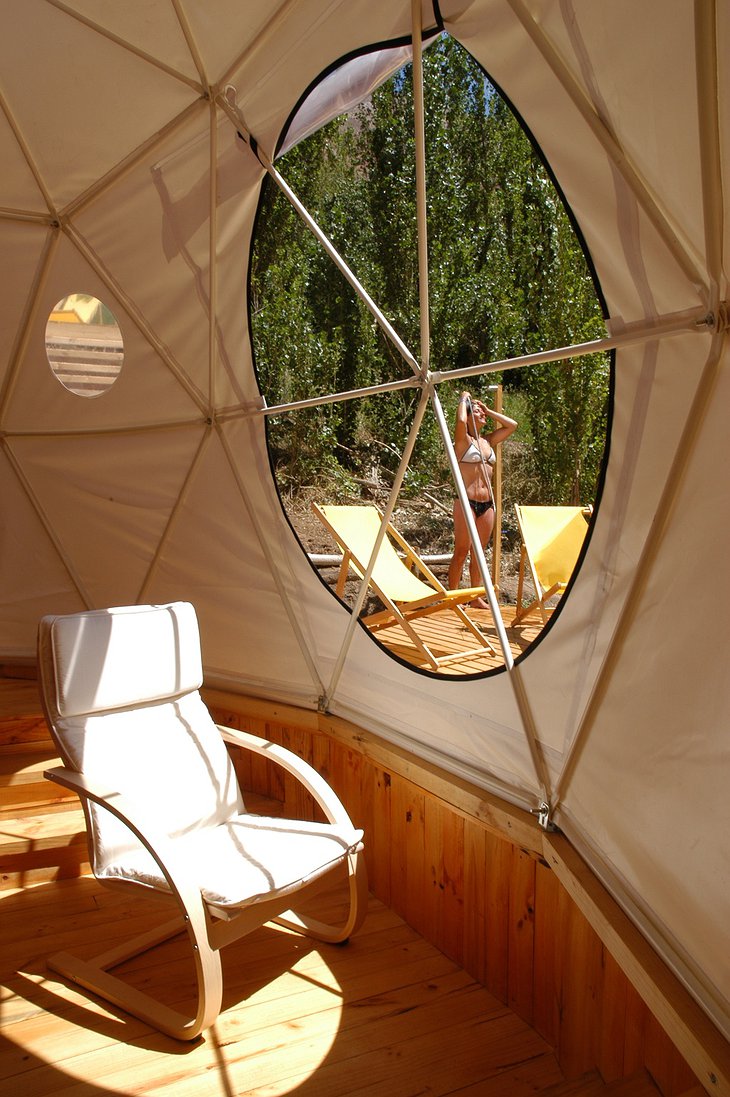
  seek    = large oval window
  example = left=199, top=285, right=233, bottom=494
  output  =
left=250, top=33, right=608, bottom=677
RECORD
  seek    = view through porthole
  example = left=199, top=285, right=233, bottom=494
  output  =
left=250, top=33, right=609, bottom=676
left=45, top=294, right=124, bottom=397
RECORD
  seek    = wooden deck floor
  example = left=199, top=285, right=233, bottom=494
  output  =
left=0, top=678, right=667, bottom=1097
left=0, top=676, right=569, bottom=1097
left=1, top=874, right=586, bottom=1097
left=372, top=602, right=549, bottom=674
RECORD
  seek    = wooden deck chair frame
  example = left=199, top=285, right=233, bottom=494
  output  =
left=313, top=503, right=496, bottom=670
left=38, top=603, right=367, bottom=1042
left=513, top=504, right=592, bottom=625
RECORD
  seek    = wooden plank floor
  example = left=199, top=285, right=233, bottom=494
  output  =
left=0, top=874, right=575, bottom=1097
left=0, top=678, right=669, bottom=1097
left=373, top=602, right=549, bottom=674
left=0, top=675, right=671, bottom=1097
left=0, top=678, right=568, bottom=1096
left=0, top=677, right=44, bottom=721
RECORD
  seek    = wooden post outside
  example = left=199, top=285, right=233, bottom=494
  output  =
left=491, top=383, right=503, bottom=600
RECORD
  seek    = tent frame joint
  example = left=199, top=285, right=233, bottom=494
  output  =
left=698, top=302, right=729, bottom=333
left=533, top=801, right=558, bottom=832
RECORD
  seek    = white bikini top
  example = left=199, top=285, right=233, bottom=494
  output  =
left=459, top=440, right=496, bottom=466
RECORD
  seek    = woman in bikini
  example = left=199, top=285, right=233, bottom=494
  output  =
left=448, top=390, right=517, bottom=608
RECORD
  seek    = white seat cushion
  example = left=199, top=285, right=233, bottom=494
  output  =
left=99, top=815, right=364, bottom=911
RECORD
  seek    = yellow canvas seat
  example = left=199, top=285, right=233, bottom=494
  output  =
left=513, top=505, right=591, bottom=624
left=38, top=602, right=367, bottom=1041
left=314, top=503, right=495, bottom=669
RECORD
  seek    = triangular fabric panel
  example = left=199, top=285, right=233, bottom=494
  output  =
left=54, top=0, right=203, bottom=85
left=0, top=0, right=728, bottom=1044
left=0, top=1, right=199, bottom=213
left=10, top=426, right=207, bottom=613
left=143, top=422, right=321, bottom=700
left=0, top=222, right=50, bottom=398
left=0, top=448, right=84, bottom=654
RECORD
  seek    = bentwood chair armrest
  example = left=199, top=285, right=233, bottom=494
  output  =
left=217, top=726, right=358, bottom=832
left=43, top=765, right=213, bottom=929
left=43, top=765, right=222, bottom=1038
left=45, top=764, right=120, bottom=803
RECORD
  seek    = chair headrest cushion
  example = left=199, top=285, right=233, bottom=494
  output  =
left=47, top=602, right=204, bottom=717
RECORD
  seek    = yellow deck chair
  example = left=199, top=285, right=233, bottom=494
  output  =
left=313, top=503, right=496, bottom=669
left=513, top=505, right=591, bottom=624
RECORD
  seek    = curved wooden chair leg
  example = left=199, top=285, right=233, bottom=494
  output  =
left=275, top=850, right=368, bottom=943
left=48, top=912, right=223, bottom=1041
left=39, top=605, right=369, bottom=1044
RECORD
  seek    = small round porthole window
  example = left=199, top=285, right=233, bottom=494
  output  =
left=45, top=294, right=123, bottom=397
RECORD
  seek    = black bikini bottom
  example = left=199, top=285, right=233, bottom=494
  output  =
left=468, top=498, right=494, bottom=518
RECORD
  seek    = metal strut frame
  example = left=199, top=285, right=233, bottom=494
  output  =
left=217, top=8, right=719, bottom=816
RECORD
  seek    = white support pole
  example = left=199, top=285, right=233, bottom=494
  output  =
left=695, top=0, right=723, bottom=319
left=552, top=0, right=726, bottom=819
left=323, top=386, right=432, bottom=706
left=137, top=427, right=212, bottom=603
left=226, top=306, right=711, bottom=424
left=208, top=98, right=218, bottom=407
left=412, top=0, right=430, bottom=376
left=218, top=90, right=420, bottom=377
left=429, top=306, right=712, bottom=386
left=432, top=388, right=553, bottom=802
left=261, top=375, right=420, bottom=416
left=217, top=424, right=326, bottom=699
left=430, top=389, right=514, bottom=669
left=552, top=326, right=726, bottom=816
left=506, top=0, right=705, bottom=293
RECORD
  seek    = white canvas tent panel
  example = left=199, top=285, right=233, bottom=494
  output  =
left=0, top=2, right=200, bottom=212
left=0, top=0, right=728, bottom=1046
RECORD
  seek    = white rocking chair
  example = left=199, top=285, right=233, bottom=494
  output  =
left=37, top=601, right=367, bottom=1041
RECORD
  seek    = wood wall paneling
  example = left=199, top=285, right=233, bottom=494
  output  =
left=205, top=692, right=712, bottom=1096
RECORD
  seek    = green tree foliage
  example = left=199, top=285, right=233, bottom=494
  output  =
left=250, top=34, right=609, bottom=505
